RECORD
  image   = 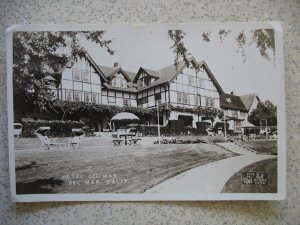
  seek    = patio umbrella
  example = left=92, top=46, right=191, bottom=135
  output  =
left=111, top=112, right=140, bottom=130
left=111, top=112, right=140, bottom=121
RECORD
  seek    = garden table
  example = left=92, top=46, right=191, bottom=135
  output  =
left=119, top=133, right=136, bottom=145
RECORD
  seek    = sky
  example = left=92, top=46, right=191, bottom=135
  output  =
left=80, top=25, right=283, bottom=106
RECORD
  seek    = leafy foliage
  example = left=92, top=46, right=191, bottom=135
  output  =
left=248, top=100, right=277, bottom=126
left=52, top=100, right=222, bottom=122
left=52, top=100, right=155, bottom=122
left=251, top=29, right=275, bottom=61
left=235, top=30, right=247, bottom=62
left=168, top=30, right=190, bottom=69
left=218, top=29, right=232, bottom=43
left=168, top=28, right=276, bottom=66
left=202, top=31, right=211, bottom=42
left=13, top=31, right=114, bottom=113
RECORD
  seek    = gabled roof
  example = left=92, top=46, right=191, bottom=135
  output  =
left=135, top=57, right=224, bottom=94
left=133, top=67, right=160, bottom=83
left=98, top=65, right=136, bottom=81
left=199, top=61, right=224, bottom=94
left=55, top=49, right=108, bottom=83
left=240, top=94, right=259, bottom=110
left=106, top=67, right=133, bottom=81
left=220, top=93, right=248, bottom=111
left=143, top=68, right=160, bottom=78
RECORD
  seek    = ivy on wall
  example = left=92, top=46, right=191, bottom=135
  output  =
left=52, top=100, right=222, bottom=120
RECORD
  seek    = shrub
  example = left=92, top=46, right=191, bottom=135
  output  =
left=21, top=120, right=85, bottom=137
left=153, top=138, right=208, bottom=144
left=196, top=121, right=210, bottom=134
left=153, top=136, right=228, bottom=144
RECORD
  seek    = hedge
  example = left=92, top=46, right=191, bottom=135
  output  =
left=137, top=120, right=208, bottom=136
left=20, top=120, right=85, bottom=138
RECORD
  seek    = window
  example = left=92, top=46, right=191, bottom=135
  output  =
left=177, top=92, right=183, bottom=103
left=108, top=96, right=116, bottom=104
left=73, top=68, right=81, bottom=81
left=143, top=76, right=151, bottom=87
left=195, top=95, right=200, bottom=106
left=66, top=90, right=72, bottom=101
left=111, top=76, right=127, bottom=88
left=232, top=110, right=238, bottom=117
left=205, top=97, right=215, bottom=107
left=155, top=93, right=161, bottom=101
left=92, top=93, right=98, bottom=104
left=82, top=70, right=90, bottom=82
left=137, top=97, right=148, bottom=105
left=183, top=93, right=189, bottom=104
left=188, top=75, right=194, bottom=86
left=74, top=91, right=81, bottom=101
left=198, top=78, right=205, bottom=88
left=123, top=99, right=130, bottom=107
left=84, top=92, right=91, bottom=103
left=121, top=79, right=127, bottom=88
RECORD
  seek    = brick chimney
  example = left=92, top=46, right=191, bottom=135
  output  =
left=113, top=62, right=120, bottom=68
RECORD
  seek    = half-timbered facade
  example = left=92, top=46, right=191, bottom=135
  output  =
left=52, top=49, right=257, bottom=131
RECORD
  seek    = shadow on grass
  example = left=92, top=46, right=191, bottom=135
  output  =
left=16, top=161, right=39, bottom=171
left=16, top=177, right=64, bottom=194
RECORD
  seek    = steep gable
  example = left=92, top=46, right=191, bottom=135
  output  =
left=240, top=94, right=259, bottom=111
left=134, top=57, right=224, bottom=94
left=56, top=49, right=108, bottom=83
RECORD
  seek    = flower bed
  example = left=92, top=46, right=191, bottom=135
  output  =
left=153, top=136, right=228, bottom=144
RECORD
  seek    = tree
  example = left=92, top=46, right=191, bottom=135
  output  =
left=168, top=30, right=191, bottom=69
left=168, top=28, right=275, bottom=66
left=248, top=100, right=277, bottom=126
left=13, top=31, right=114, bottom=114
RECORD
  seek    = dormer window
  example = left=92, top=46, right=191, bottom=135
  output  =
left=111, top=73, right=127, bottom=88
left=137, top=72, right=157, bottom=88
left=226, top=97, right=231, bottom=103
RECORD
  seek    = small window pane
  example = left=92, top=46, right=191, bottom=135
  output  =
left=74, top=91, right=81, bottom=101
left=66, top=90, right=72, bottom=101
left=84, top=92, right=91, bottom=102
left=82, top=70, right=90, bottom=82
left=73, top=68, right=81, bottom=81
left=92, top=93, right=98, bottom=104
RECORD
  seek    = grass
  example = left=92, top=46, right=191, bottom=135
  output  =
left=222, top=158, right=277, bottom=193
left=15, top=137, right=237, bottom=194
left=241, top=140, right=277, bottom=155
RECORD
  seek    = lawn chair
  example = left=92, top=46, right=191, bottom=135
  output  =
left=35, top=127, right=67, bottom=150
left=13, top=123, right=23, bottom=138
left=130, top=137, right=142, bottom=145
left=68, top=136, right=83, bottom=149
left=112, top=133, right=122, bottom=146
left=35, top=132, right=61, bottom=150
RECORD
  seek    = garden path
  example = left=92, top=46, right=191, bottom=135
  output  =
left=146, top=153, right=276, bottom=194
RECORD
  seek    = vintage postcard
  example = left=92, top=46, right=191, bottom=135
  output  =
left=6, top=22, right=286, bottom=201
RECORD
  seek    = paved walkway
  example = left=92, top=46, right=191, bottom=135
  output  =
left=146, top=142, right=276, bottom=194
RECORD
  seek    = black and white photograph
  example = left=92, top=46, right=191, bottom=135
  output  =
left=6, top=23, right=285, bottom=201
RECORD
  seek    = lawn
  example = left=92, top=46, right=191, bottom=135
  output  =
left=221, top=158, right=277, bottom=193
left=15, top=137, right=237, bottom=194
left=241, top=140, right=277, bottom=155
